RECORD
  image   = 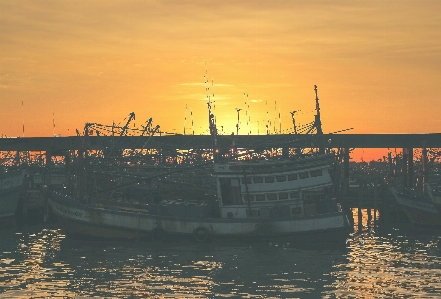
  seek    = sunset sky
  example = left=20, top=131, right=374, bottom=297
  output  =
left=1, top=1, right=440, bottom=161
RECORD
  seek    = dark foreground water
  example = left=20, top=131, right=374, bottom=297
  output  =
left=1, top=210, right=441, bottom=298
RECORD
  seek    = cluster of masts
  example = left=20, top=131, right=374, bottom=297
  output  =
left=82, top=112, right=160, bottom=137
left=201, top=78, right=325, bottom=137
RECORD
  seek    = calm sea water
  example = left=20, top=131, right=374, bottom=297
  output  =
left=1, top=210, right=441, bottom=298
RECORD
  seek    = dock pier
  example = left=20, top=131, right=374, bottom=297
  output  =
left=1, top=133, right=440, bottom=226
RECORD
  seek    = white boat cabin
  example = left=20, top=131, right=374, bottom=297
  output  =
left=213, top=155, right=336, bottom=219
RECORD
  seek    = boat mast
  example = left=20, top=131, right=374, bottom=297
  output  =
left=314, top=85, right=323, bottom=136
left=208, top=101, right=218, bottom=162
left=235, top=108, right=242, bottom=135
left=205, top=70, right=218, bottom=162
left=314, top=85, right=324, bottom=154
left=290, top=110, right=299, bottom=134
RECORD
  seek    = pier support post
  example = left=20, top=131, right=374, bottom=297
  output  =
left=343, top=148, right=353, bottom=226
left=408, top=148, right=413, bottom=188
left=402, top=148, right=408, bottom=189
left=65, top=151, right=71, bottom=191
left=45, top=149, right=52, bottom=186
left=373, top=180, right=377, bottom=228
left=344, top=148, right=350, bottom=196
left=367, top=201, right=372, bottom=226
left=422, top=147, right=427, bottom=192
left=358, top=180, right=363, bottom=232
left=388, top=152, right=394, bottom=187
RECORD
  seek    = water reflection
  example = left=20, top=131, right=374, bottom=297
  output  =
left=1, top=214, right=440, bottom=298
left=0, top=227, right=75, bottom=298
left=330, top=209, right=441, bottom=298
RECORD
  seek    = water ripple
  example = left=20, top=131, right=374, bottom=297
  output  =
left=0, top=218, right=440, bottom=298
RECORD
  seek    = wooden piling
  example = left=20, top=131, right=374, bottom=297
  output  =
left=402, top=148, right=408, bottom=189
left=358, top=180, right=363, bottom=232
left=408, top=147, right=413, bottom=188
left=422, top=147, right=427, bottom=192
left=373, top=180, right=377, bottom=228
left=342, top=148, right=354, bottom=227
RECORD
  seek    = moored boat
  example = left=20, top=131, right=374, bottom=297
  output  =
left=423, top=184, right=441, bottom=215
left=46, top=84, right=351, bottom=244
left=390, top=187, right=441, bottom=227
left=0, top=168, right=26, bottom=226
left=46, top=153, right=351, bottom=243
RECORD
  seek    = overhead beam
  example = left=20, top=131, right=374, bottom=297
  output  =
left=0, top=133, right=440, bottom=151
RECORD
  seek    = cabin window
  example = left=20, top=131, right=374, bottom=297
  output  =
left=288, top=174, right=297, bottom=181
left=276, top=175, right=286, bottom=182
left=253, top=177, right=263, bottom=183
left=279, top=192, right=289, bottom=200
left=299, top=172, right=309, bottom=179
left=242, top=178, right=252, bottom=184
left=290, top=192, right=299, bottom=199
left=267, top=194, right=277, bottom=201
left=265, top=177, right=275, bottom=183
left=243, top=195, right=254, bottom=202
left=292, top=207, right=302, bottom=215
left=256, top=194, right=265, bottom=201
left=304, top=193, right=323, bottom=202
left=310, top=169, right=323, bottom=177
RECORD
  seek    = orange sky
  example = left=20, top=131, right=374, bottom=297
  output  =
left=1, top=1, right=440, bottom=161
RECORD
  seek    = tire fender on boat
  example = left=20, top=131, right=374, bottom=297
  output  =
left=193, top=227, right=211, bottom=243
left=151, top=227, right=166, bottom=242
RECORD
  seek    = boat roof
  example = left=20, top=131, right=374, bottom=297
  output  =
left=213, top=154, right=333, bottom=175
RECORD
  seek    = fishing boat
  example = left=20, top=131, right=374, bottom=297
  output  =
left=46, top=85, right=351, bottom=243
left=46, top=153, right=351, bottom=243
left=0, top=168, right=26, bottom=226
left=423, top=184, right=441, bottom=215
left=390, top=187, right=441, bottom=227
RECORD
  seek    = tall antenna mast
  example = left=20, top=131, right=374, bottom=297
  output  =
left=274, top=100, right=277, bottom=134
left=278, top=108, right=281, bottom=134
left=236, top=108, right=242, bottom=135
left=266, top=100, right=269, bottom=135
left=314, top=85, right=324, bottom=154
left=244, top=93, right=250, bottom=135
left=191, top=108, right=194, bottom=135
left=184, top=104, right=187, bottom=135
left=22, top=101, right=24, bottom=137
left=247, top=94, right=251, bottom=134
left=212, top=79, right=215, bottom=124
left=205, top=67, right=218, bottom=161
left=204, top=61, right=215, bottom=133
left=314, top=85, right=323, bottom=135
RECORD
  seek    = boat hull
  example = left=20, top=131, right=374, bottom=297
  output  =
left=0, top=170, right=25, bottom=226
left=48, top=192, right=351, bottom=243
left=390, top=188, right=441, bottom=227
